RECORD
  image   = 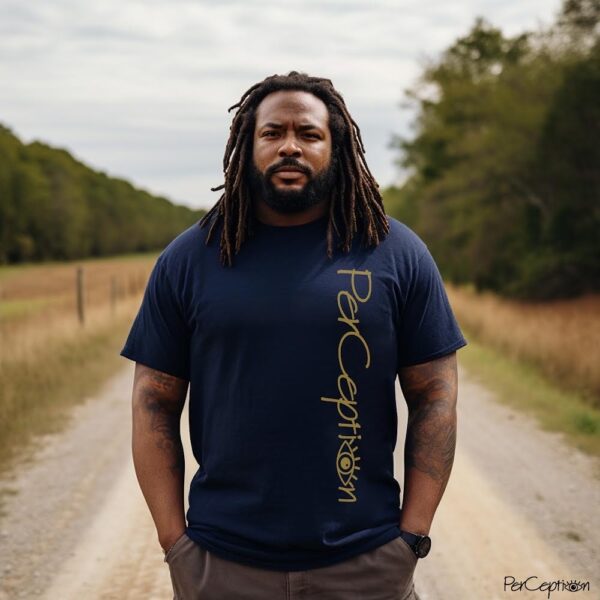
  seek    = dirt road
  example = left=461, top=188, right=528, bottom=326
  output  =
left=0, top=364, right=597, bottom=599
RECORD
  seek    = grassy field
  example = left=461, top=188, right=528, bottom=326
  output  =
left=0, top=253, right=156, bottom=364
left=447, top=284, right=600, bottom=406
left=1, top=256, right=599, bottom=471
left=0, top=253, right=157, bottom=469
left=459, top=334, right=600, bottom=456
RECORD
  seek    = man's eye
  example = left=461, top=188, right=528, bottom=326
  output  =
left=304, top=133, right=320, bottom=139
left=263, top=131, right=278, bottom=137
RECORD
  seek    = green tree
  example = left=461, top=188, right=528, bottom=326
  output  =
left=389, top=2, right=600, bottom=299
left=0, top=125, right=205, bottom=263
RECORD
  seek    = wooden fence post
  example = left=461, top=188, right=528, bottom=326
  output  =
left=111, top=276, right=117, bottom=316
left=76, top=267, right=85, bottom=326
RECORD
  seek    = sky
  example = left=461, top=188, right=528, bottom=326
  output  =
left=1, top=0, right=563, bottom=210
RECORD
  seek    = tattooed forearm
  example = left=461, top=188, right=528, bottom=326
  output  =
left=146, top=396, right=185, bottom=474
left=400, top=354, right=457, bottom=483
left=131, top=364, right=188, bottom=549
left=133, top=366, right=188, bottom=475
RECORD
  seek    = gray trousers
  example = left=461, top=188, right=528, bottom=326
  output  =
left=165, top=534, right=420, bottom=600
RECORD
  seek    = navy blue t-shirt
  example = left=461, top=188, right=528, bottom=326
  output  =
left=121, top=214, right=466, bottom=571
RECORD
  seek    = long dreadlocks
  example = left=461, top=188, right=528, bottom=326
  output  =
left=199, top=71, right=390, bottom=266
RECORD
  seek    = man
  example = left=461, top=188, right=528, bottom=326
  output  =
left=122, top=71, right=466, bottom=600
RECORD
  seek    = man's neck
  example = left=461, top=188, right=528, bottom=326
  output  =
left=254, top=198, right=329, bottom=226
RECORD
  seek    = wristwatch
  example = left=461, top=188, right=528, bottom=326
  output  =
left=399, top=529, right=432, bottom=558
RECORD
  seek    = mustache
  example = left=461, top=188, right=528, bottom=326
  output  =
left=265, top=158, right=312, bottom=178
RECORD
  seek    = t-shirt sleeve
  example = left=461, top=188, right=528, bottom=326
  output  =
left=397, top=248, right=467, bottom=368
left=120, top=255, right=190, bottom=380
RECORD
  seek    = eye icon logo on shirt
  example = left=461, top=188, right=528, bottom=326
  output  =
left=321, top=268, right=372, bottom=503
left=336, top=439, right=360, bottom=493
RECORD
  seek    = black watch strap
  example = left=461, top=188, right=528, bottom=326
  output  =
left=399, top=529, right=431, bottom=558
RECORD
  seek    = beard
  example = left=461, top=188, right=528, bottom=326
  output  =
left=247, top=156, right=337, bottom=214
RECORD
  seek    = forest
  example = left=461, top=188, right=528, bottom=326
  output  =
left=1, top=0, right=597, bottom=298
left=0, top=125, right=204, bottom=263
left=385, top=0, right=599, bottom=299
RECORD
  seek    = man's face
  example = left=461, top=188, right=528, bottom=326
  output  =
left=250, top=90, right=335, bottom=214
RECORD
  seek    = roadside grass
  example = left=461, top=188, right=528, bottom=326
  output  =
left=0, top=253, right=157, bottom=474
left=447, top=284, right=600, bottom=407
left=0, top=250, right=158, bottom=281
left=0, top=252, right=157, bottom=310
left=0, top=299, right=140, bottom=471
left=459, top=332, right=600, bottom=457
left=0, top=255, right=156, bottom=363
left=0, top=298, right=56, bottom=320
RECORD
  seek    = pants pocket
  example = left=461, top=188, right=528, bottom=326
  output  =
left=380, top=537, right=419, bottom=599
left=164, top=533, right=190, bottom=564
left=393, top=536, right=419, bottom=567
left=165, top=534, right=204, bottom=600
left=304, top=537, right=419, bottom=599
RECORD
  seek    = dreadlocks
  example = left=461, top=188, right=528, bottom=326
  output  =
left=199, top=71, right=390, bottom=266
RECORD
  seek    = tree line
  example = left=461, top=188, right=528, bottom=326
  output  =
left=0, top=125, right=205, bottom=263
left=385, top=0, right=599, bottom=299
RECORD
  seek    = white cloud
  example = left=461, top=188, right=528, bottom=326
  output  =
left=0, top=0, right=562, bottom=208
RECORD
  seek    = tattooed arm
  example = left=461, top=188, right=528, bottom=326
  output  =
left=398, top=352, right=458, bottom=535
left=131, top=363, right=189, bottom=552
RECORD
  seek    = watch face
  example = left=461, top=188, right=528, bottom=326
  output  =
left=415, top=536, right=431, bottom=558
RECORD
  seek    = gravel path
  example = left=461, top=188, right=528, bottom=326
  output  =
left=406, top=369, right=599, bottom=599
left=0, top=363, right=597, bottom=599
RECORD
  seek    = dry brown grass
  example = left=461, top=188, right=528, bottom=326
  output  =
left=447, top=284, right=600, bottom=405
left=0, top=254, right=155, bottom=363
left=0, top=254, right=153, bottom=315
left=0, top=254, right=157, bottom=468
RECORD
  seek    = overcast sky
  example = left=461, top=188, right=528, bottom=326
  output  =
left=1, top=0, right=562, bottom=210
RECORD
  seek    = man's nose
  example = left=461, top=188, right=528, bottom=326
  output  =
left=278, top=135, right=302, bottom=157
